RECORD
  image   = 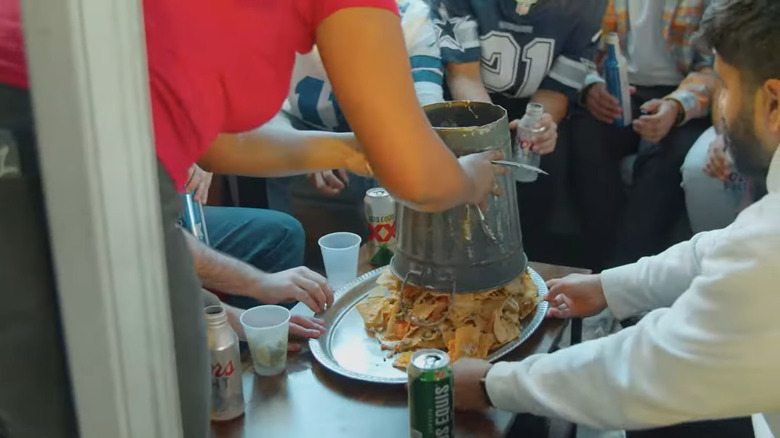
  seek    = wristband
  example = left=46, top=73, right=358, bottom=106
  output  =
left=666, top=99, right=685, bottom=126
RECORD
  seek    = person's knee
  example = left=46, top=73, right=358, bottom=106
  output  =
left=681, top=127, right=716, bottom=193
left=279, top=214, right=305, bottom=251
left=255, top=210, right=305, bottom=254
left=680, top=162, right=713, bottom=204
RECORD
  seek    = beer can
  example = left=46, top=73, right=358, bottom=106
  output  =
left=604, top=32, right=633, bottom=127
left=181, top=192, right=210, bottom=244
left=364, top=187, right=396, bottom=267
left=206, top=305, right=245, bottom=421
left=408, top=349, right=454, bottom=438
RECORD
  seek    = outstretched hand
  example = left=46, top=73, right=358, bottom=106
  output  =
left=544, top=274, right=607, bottom=319
left=287, top=315, right=326, bottom=352
left=252, top=267, right=334, bottom=313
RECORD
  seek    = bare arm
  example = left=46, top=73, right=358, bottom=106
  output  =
left=531, top=89, right=569, bottom=124
left=197, top=120, right=370, bottom=178
left=316, top=8, right=478, bottom=211
left=184, top=230, right=266, bottom=298
left=446, top=62, right=492, bottom=103
left=184, top=230, right=332, bottom=312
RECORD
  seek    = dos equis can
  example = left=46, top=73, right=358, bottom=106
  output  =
left=408, top=349, right=454, bottom=438
left=364, top=187, right=396, bottom=266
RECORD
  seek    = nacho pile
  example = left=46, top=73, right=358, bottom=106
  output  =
left=355, top=269, right=539, bottom=370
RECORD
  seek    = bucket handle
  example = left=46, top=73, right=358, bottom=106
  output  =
left=473, top=204, right=498, bottom=244
left=399, top=270, right=455, bottom=327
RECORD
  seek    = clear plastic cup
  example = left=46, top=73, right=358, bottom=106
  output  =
left=239, top=305, right=290, bottom=376
left=318, top=232, right=361, bottom=290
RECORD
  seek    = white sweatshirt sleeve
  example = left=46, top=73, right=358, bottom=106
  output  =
left=600, top=229, right=720, bottom=320
left=484, top=220, right=780, bottom=430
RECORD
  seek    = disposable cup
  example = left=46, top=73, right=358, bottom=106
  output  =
left=318, top=232, right=361, bottom=290
left=240, top=305, right=290, bottom=376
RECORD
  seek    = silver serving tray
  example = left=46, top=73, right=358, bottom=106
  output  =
left=309, top=267, right=549, bottom=384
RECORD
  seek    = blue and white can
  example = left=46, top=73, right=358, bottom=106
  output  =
left=181, top=192, right=210, bottom=245
left=604, top=33, right=633, bottom=127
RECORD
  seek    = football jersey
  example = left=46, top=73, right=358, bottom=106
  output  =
left=284, top=0, right=444, bottom=132
left=430, top=0, right=606, bottom=101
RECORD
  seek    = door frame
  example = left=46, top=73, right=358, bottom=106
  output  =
left=22, top=0, right=183, bottom=437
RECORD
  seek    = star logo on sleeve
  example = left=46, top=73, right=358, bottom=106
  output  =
left=433, top=10, right=476, bottom=53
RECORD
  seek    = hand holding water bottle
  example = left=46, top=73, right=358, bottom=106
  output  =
left=510, top=102, right=557, bottom=182
left=510, top=113, right=558, bottom=156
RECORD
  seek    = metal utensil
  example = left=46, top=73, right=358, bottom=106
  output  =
left=473, top=204, right=498, bottom=244
left=492, top=159, right=548, bottom=175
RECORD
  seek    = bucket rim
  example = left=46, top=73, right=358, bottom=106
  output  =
left=423, top=100, right=508, bottom=134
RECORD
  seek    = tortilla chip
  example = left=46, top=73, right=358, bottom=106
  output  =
left=517, top=297, right=539, bottom=320
left=441, top=325, right=456, bottom=345
left=476, top=332, right=495, bottom=357
left=493, top=312, right=520, bottom=344
left=521, top=272, right=538, bottom=299
left=355, top=296, right=386, bottom=329
left=392, top=320, right=411, bottom=340
left=502, top=275, right=526, bottom=296
left=451, top=326, right=481, bottom=361
left=376, top=268, right=399, bottom=288
left=392, top=351, right=414, bottom=371
left=402, top=327, right=447, bottom=351
left=357, top=271, right=538, bottom=365
left=410, top=300, right=445, bottom=321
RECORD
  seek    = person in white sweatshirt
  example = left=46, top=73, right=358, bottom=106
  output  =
left=452, top=1, right=780, bottom=437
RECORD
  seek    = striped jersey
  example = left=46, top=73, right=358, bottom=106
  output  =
left=283, top=0, right=444, bottom=132
left=430, top=0, right=606, bottom=101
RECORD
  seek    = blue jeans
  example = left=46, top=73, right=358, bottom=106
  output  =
left=203, top=206, right=305, bottom=310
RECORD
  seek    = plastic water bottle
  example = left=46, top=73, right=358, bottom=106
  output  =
left=604, top=32, right=632, bottom=127
left=514, top=102, right=544, bottom=182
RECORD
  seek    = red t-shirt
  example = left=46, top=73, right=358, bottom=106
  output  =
left=0, top=0, right=398, bottom=189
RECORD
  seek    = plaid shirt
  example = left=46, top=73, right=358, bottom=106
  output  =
left=586, top=0, right=716, bottom=123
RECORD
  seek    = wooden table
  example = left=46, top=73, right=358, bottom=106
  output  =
left=212, top=251, right=589, bottom=438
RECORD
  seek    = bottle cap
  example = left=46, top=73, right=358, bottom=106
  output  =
left=525, top=102, right=544, bottom=117
left=205, top=305, right=228, bottom=326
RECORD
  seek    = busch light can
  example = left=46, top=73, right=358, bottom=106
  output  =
left=206, top=305, right=245, bottom=421
left=364, top=187, right=396, bottom=266
left=409, top=349, right=454, bottom=438
left=181, top=192, right=210, bottom=244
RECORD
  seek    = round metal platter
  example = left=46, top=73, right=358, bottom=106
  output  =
left=309, top=267, right=549, bottom=384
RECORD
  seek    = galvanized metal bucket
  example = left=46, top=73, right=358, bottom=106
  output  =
left=389, top=101, right=527, bottom=294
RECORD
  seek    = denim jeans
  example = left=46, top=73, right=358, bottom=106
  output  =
left=570, top=86, right=711, bottom=269
left=203, top=206, right=305, bottom=310
left=681, top=126, right=750, bottom=233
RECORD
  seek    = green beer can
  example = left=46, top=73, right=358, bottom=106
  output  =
left=408, top=349, right=454, bottom=438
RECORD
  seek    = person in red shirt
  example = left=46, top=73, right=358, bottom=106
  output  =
left=0, top=1, right=506, bottom=437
